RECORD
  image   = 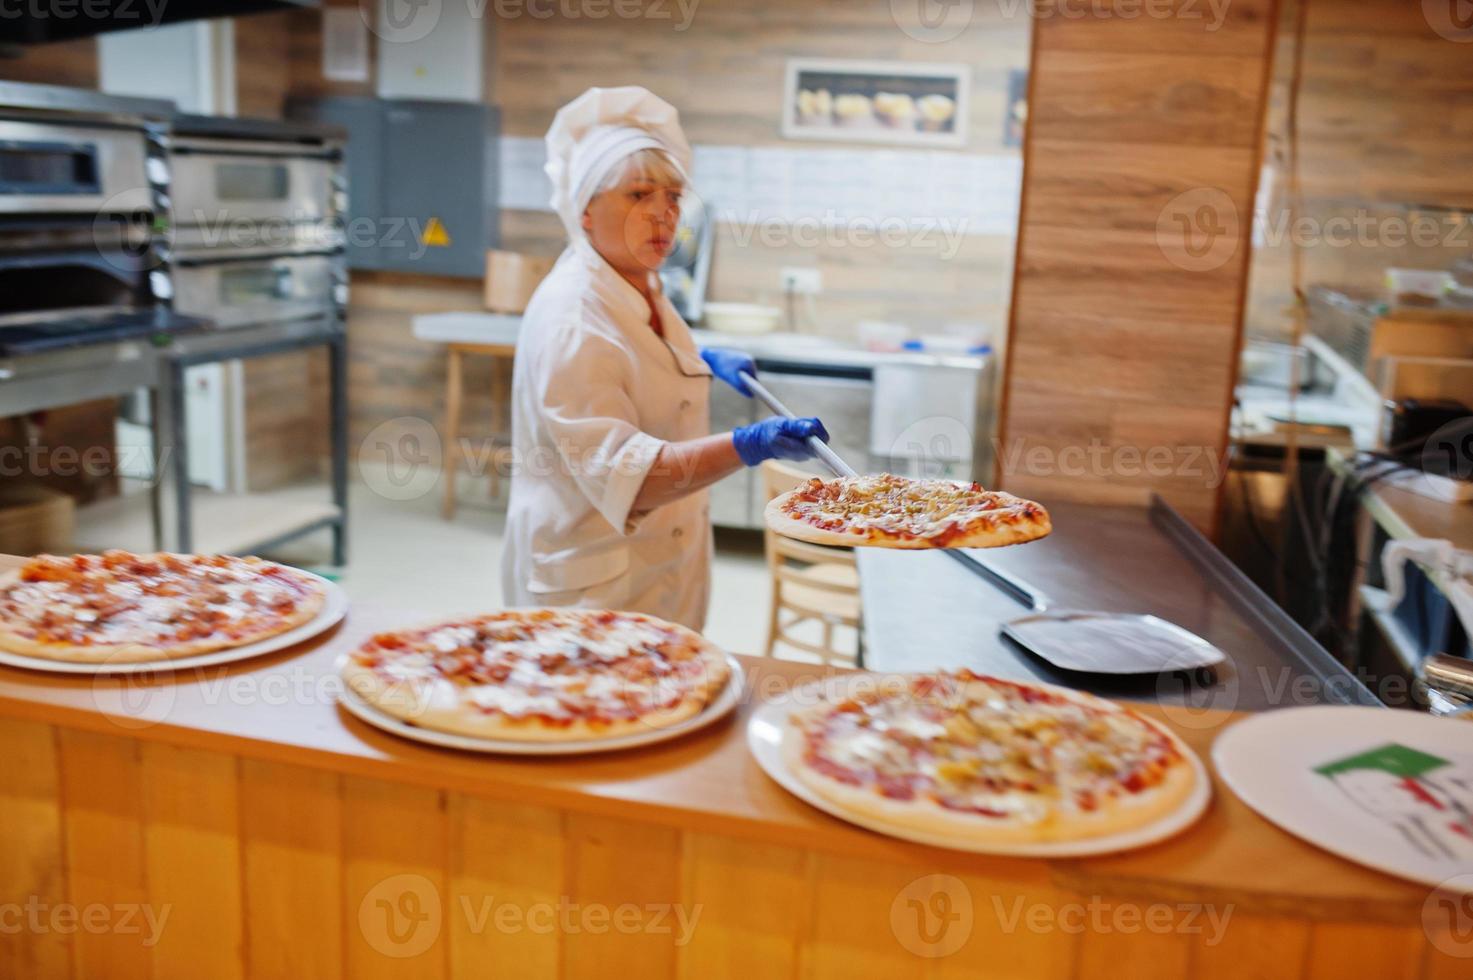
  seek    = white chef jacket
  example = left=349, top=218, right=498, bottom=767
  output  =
left=501, top=239, right=714, bottom=630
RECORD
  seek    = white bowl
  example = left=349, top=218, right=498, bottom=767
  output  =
left=702, top=302, right=783, bottom=335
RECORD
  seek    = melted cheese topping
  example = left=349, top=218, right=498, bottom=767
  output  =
left=0, top=551, right=315, bottom=648
left=797, top=671, right=1182, bottom=823
left=781, top=474, right=1042, bottom=542
left=350, top=609, right=719, bottom=724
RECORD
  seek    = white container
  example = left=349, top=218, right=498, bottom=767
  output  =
left=857, top=320, right=909, bottom=352
left=1385, top=268, right=1454, bottom=305
left=701, top=303, right=783, bottom=335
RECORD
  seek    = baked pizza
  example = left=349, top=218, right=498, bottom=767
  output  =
left=784, top=670, right=1197, bottom=843
left=341, top=608, right=732, bottom=742
left=765, top=474, right=1050, bottom=549
left=0, top=551, right=327, bottom=664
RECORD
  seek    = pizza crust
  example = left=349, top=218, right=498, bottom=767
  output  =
left=0, top=560, right=327, bottom=664
left=342, top=611, right=733, bottom=743
left=764, top=486, right=1052, bottom=550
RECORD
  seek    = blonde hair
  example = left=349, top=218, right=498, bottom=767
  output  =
left=593, top=147, right=686, bottom=196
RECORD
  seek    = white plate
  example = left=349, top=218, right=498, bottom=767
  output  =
left=1213, top=705, right=1473, bottom=892
left=337, top=656, right=745, bottom=756
left=0, top=575, right=348, bottom=675
left=747, top=674, right=1212, bottom=857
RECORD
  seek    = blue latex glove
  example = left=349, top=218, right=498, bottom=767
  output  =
left=700, top=347, right=756, bottom=397
left=732, top=417, right=830, bottom=467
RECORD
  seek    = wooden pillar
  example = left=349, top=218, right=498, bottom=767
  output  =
left=998, top=0, right=1279, bottom=534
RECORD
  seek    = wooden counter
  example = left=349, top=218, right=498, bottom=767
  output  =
left=0, top=556, right=1462, bottom=979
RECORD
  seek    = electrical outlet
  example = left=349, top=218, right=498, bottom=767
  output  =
left=780, top=267, right=823, bottom=295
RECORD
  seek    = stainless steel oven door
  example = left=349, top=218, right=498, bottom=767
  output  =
left=173, top=253, right=338, bottom=330
left=0, top=120, right=150, bottom=215
left=170, top=142, right=337, bottom=226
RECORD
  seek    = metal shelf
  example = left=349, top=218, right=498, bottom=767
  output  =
left=77, top=485, right=340, bottom=559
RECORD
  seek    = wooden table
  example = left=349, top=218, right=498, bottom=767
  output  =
left=440, top=340, right=516, bottom=520
left=0, top=554, right=1460, bottom=979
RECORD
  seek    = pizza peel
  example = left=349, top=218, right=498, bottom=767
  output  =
left=740, top=371, right=1226, bottom=675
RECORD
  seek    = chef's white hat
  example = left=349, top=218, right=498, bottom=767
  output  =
left=544, top=86, right=692, bottom=241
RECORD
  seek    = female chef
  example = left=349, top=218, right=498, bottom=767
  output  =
left=501, top=86, right=829, bottom=631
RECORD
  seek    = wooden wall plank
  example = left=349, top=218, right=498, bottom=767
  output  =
left=342, top=777, right=449, bottom=979
left=56, top=728, right=151, bottom=980
left=0, top=39, right=98, bottom=88
left=562, top=812, right=682, bottom=978
left=1188, top=912, right=1310, bottom=980
left=447, top=796, right=564, bottom=980
left=1072, top=898, right=1192, bottom=980
left=1303, top=921, right=1425, bottom=980
left=140, top=743, right=244, bottom=980
left=938, top=868, right=1077, bottom=979
left=676, top=833, right=811, bottom=980
left=802, top=854, right=931, bottom=980
left=999, top=0, right=1278, bottom=533
left=239, top=758, right=344, bottom=980
left=0, top=719, right=71, bottom=979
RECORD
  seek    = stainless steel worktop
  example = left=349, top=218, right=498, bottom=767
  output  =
left=856, top=497, right=1380, bottom=711
left=412, top=312, right=989, bottom=371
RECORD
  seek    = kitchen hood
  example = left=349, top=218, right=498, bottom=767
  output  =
left=0, top=0, right=317, bottom=46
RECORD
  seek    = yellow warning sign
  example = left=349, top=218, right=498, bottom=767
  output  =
left=421, top=217, right=451, bottom=248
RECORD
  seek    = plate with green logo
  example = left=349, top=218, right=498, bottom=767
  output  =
left=1212, top=706, right=1473, bottom=891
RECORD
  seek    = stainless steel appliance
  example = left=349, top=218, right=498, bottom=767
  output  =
left=0, top=83, right=206, bottom=426
left=162, top=114, right=350, bottom=562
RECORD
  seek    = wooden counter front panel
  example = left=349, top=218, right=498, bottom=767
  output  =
left=1, top=717, right=1461, bottom=980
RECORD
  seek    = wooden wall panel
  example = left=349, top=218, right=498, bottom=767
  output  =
left=562, top=812, right=683, bottom=977
left=140, top=744, right=244, bottom=980
left=239, top=759, right=345, bottom=980
left=999, top=0, right=1278, bottom=533
left=342, top=778, right=449, bottom=979
left=0, top=39, right=98, bottom=88
left=0, top=718, right=71, bottom=979
left=677, top=833, right=810, bottom=980
left=1, top=718, right=1466, bottom=979
left=56, top=729, right=150, bottom=980
left=448, top=797, right=564, bottom=979
left=493, top=6, right=1031, bottom=343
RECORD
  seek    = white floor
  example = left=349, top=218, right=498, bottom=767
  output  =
left=262, top=473, right=780, bottom=656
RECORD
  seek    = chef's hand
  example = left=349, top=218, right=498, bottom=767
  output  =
left=732, top=417, right=830, bottom=467
left=700, top=347, right=756, bottom=397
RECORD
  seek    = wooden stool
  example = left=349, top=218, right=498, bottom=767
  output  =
left=441, top=341, right=517, bottom=520
left=760, top=460, right=864, bottom=665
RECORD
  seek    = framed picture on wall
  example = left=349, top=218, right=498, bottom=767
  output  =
left=782, top=59, right=970, bottom=148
